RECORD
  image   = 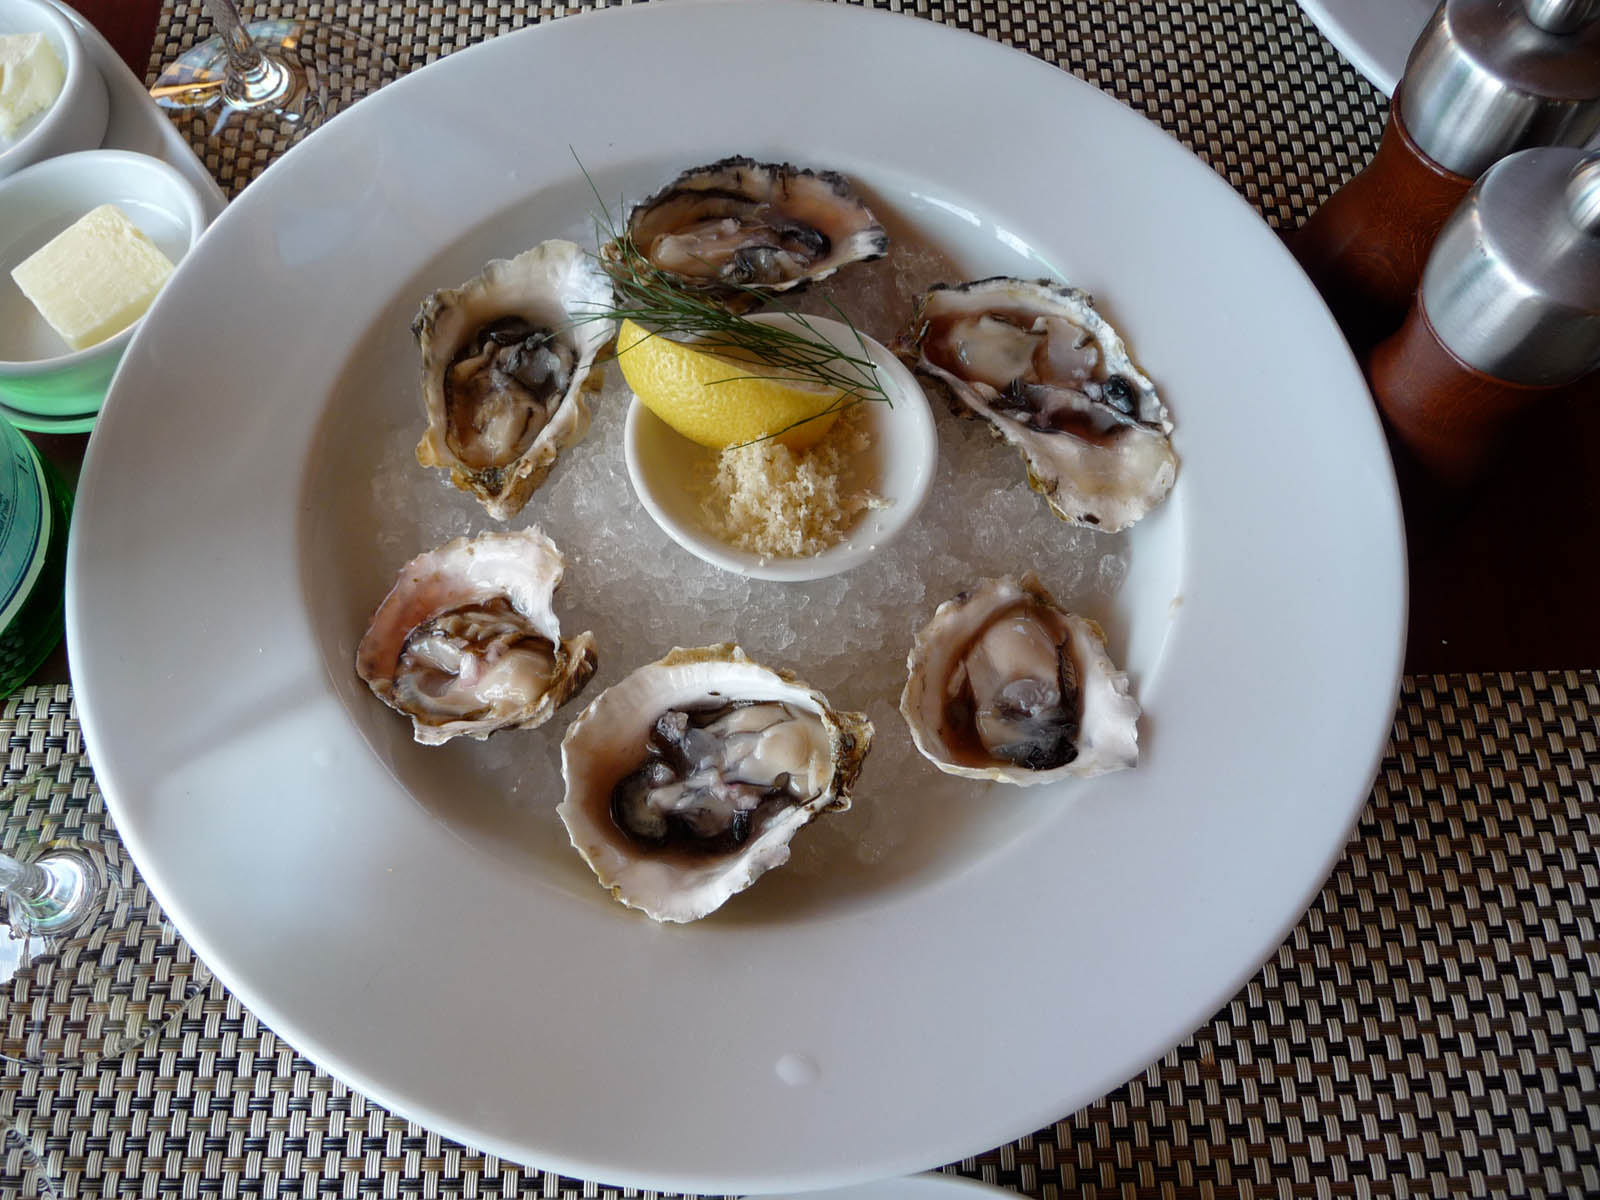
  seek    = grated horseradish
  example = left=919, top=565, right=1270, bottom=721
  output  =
left=695, top=405, right=888, bottom=558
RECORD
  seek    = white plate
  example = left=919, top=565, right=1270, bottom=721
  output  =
left=1296, top=0, right=1434, bottom=95
left=67, top=1, right=1405, bottom=1193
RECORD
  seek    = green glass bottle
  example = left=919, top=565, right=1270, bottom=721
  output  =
left=0, top=418, right=71, bottom=696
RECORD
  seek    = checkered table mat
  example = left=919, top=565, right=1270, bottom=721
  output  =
left=144, top=0, right=1387, bottom=216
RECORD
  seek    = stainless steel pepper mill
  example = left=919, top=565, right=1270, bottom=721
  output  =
left=1292, top=0, right=1600, bottom=351
left=1366, top=146, right=1600, bottom=487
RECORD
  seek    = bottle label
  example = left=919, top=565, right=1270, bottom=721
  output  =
left=0, top=429, right=50, bottom=634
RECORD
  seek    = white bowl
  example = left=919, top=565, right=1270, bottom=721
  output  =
left=623, top=312, right=939, bottom=582
left=0, top=0, right=109, bottom=180
left=0, top=148, right=207, bottom=418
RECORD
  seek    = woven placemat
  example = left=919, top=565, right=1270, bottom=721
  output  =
left=4, top=1, right=1590, bottom=1196
left=0, top=712, right=205, bottom=1072
left=1, top=674, right=1595, bottom=1197
left=143, top=0, right=1388, bottom=214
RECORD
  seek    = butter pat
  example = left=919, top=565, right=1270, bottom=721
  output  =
left=11, top=204, right=176, bottom=351
left=0, top=33, right=64, bottom=139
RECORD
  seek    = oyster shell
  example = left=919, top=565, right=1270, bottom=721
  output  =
left=558, top=644, right=872, bottom=922
left=900, top=574, right=1138, bottom=785
left=355, top=528, right=597, bottom=745
left=618, top=157, right=888, bottom=295
left=414, top=240, right=614, bottom=520
left=895, top=277, right=1177, bottom=533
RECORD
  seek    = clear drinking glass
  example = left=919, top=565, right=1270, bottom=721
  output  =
left=150, top=1, right=393, bottom=156
left=0, top=764, right=208, bottom=1194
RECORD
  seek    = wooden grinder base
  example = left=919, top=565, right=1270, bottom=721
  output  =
left=1366, top=300, right=1574, bottom=490
left=1292, top=98, right=1474, bottom=353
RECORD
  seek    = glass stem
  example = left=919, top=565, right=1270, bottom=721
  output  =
left=0, top=847, right=94, bottom=934
left=202, top=0, right=295, bottom=110
left=0, top=850, right=46, bottom=898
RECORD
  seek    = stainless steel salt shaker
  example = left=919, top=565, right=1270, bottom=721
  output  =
left=1293, top=0, right=1600, bottom=351
left=1366, top=146, right=1600, bottom=486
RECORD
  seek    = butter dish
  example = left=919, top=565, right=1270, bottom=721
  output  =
left=0, top=148, right=206, bottom=420
left=0, top=2, right=225, bottom=432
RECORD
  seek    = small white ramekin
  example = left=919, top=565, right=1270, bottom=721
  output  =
left=0, top=149, right=208, bottom=424
left=0, top=0, right=110, bottom=181
left=624, top=313, right=939, bottom=582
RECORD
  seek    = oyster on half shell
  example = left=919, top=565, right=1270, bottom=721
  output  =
left=414, top=240, right=615, bottom=520
left=895, top=277, right=1177, bottom=533
left=558, top=644, right=872, bottom=923
left=900, top=574, right=1139, bottom=786
left=355, top=528, right=597, bottom=745
left=617, top=157, right=888, bottom=296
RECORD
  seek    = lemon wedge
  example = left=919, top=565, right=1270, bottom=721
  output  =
left=615, top=318, right=844, bottom=452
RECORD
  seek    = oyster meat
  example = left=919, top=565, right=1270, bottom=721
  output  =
left=355, top=528, right=597, bottom=745
left=895, top=277, right=1177, bottom=532
left=619, top=157, right=888, bottom=295
left=558, top=644, right=872, bottom=922
left=415, top=240, right=614, bottom=520
left=900, top=574, right=1139, bottom=786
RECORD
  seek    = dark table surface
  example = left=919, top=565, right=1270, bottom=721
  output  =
left=29, top=0, right=1600, bottom=680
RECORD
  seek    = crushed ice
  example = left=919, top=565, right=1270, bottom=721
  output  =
left=369, top=238, right=1130, bottom=875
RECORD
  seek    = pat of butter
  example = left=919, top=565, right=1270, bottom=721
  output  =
left=0, top=33, right=64, bottom=139
left=10, top=204, right=177, bottom=352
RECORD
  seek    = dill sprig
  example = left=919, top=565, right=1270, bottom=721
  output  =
left=571, top=152, right=890, bottom=445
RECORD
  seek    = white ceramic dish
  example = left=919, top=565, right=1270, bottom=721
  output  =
left=1295, top=0, right=1434, bottom=95
left=624, top=313, right=938, bottom=582
left=0, top=1, right=226, bottom=431
left=0, top=396, right=94, bottom=433
left=0, top=0, right=108, bottom=179
left=67, top=1, right=1406, bottom=1193
left=0, top=148, right=207, bottom=413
